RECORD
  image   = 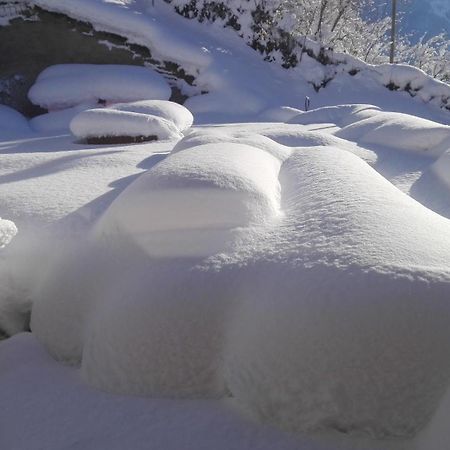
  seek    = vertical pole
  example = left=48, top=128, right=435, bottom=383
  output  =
left=390, top=0, right=397, bottom=63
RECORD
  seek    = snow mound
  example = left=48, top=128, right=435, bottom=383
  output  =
left=0, top=105, right=31, bottom=140
left=30, top=103, right=96, bottom=134
left=225, top=146, right=450, bottom=438
left=28, top=64, right=171, bottom=110
left=288, top=104, right=381, bottom=127
left=258, top=106, right=305, bottom=123
left=70, top=108, right=182, bottom=142
left=336, top=111, right=450, bottom=156
left=431, top=149, right=450, bottom=188
left=110, top=100, right=193, bottom=133
left=0, top=218, right=17, bottom=248
left=95, top=142, right=283, bottom=257
left=30, top=135, right=450, bottom=439
left=172, top=129, right=291, bottom=160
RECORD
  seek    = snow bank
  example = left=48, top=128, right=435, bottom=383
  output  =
left=258, top=106, right=305, bottom=123
left=336, top=110, right=450, bottom=156
left=288, top=104, right=381, bottom=127
left=0, top=105, right=31, bottom=140
left=95, top=142, right=283, bottom=257
left=0, top=218, right=17, bottom=248
left=110, top=100, right=193, bottom=132
left=29, top=64, right=171, bottom=110
left=70, top=108, right=182, bottom=142
left=29, top=136, right=450, bottom=439
left=225, top=146, right=450, bottom=438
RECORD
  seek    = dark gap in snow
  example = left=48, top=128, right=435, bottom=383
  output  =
left=84, top=135, right=158, bottom=145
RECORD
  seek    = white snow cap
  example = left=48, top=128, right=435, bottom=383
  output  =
left=95, top=141, right=283, bottom=257
left=0, top=218, right=17, bottom=248
left=110, top=100, right=194, bottom=133
left=70, top=108, right=182, bottom=142
left=28, top=64, right=171, bottom=110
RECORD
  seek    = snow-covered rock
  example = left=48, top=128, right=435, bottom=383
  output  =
left=0, top=218, right=17, bottom=248
left=29, top=64, right=171, bottom=110
left=110, top=100, right=193, bottom=133
left=30, top=103, right=96, bottom=134
left=70, top=108, right=182, bottom=142
left=95, top=141, right=283, bottom=257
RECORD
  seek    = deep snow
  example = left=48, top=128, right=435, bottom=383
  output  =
left=2, top=0, right=450, bottom=449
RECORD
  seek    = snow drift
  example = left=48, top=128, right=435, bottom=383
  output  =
left=30, top=130, right=450, bottom=439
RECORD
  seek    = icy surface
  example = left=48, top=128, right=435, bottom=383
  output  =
left=29, top=64, right=171, bottom=110
left=70, top=108, right=182, bottom=141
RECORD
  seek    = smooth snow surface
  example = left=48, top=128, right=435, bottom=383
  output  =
left=95, top=142, right=283, bottom=257
left=70, top=108, right=182, bottom=141
left=29, top=64, right=171, bottom=110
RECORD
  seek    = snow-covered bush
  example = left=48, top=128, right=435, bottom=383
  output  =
left=29, top=64, right=171, bottom=110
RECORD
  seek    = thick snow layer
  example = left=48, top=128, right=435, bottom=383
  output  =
left=288, top=104, right=381, bottom=127
left=431, top=149, right=450, bottom=188
left=0, top=105, right=31, bottom=140
left=3, top=333, right=421, bottom=450
left=288, top=104, right=450, bottom=156
left=29, top=103, right=96, bottom=134
left=110, top=100, right=194, bottom=132
left=70, top=108, right=182, bottom=141
left=16, top=0, right=450, bottom=124
left=0, top=218, right=17, bottom=248
left=336, top=111, right=450, bottom=156
left=29, top=64, right=171, bottom=110
left=28, top=133, right=450, bottom=439
left=95, top=142, right=283, bottom=257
